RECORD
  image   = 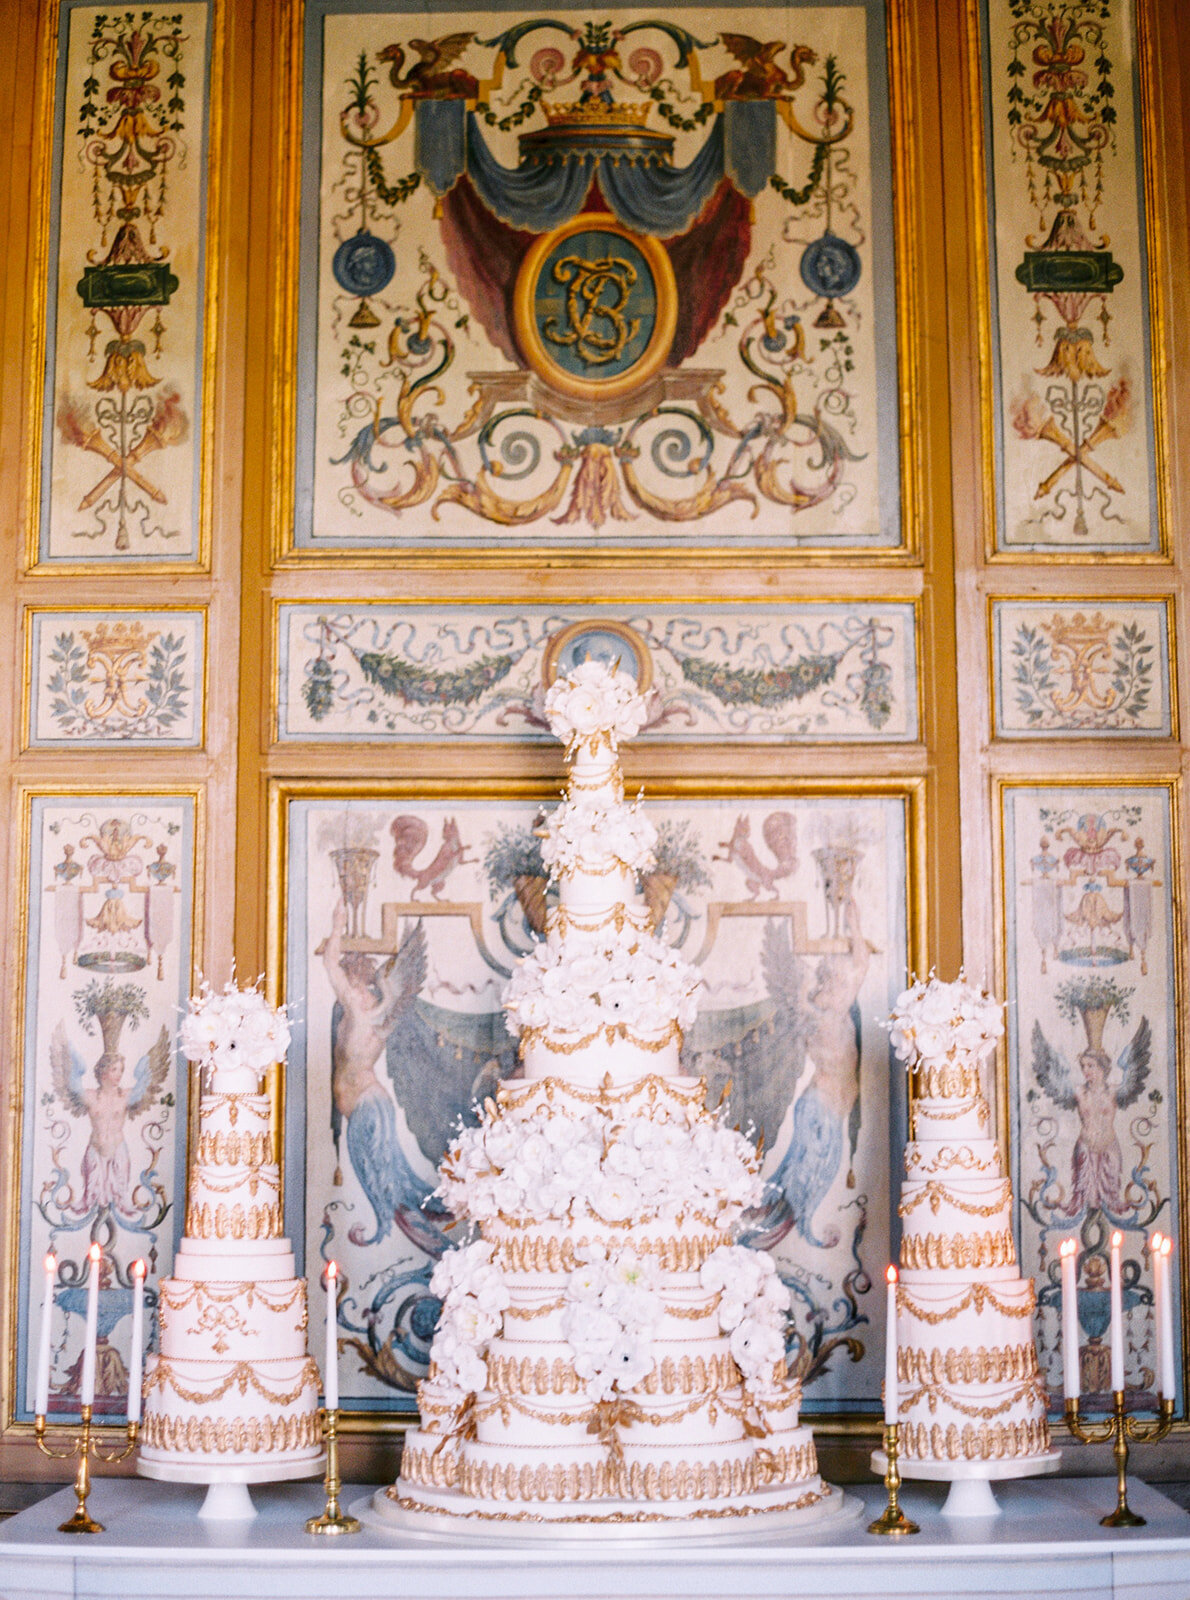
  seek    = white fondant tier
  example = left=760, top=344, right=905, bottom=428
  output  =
left=904, top=1139, right=1002, bottom=1178
left=171, top=1237, right=295, bottom=1274
left=139, top=1353, right=323, bottom=1470
left=555, top=863, right=639, bottom=915
left=911, top=1095, right=992, bottom=1142
left=156, top=1275, right=309, bottom=1363
left=520, top=1028, right=682, bottom=1086
left=898, top=1175, right=1016, bottom=1274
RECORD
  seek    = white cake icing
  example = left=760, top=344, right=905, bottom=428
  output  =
left=387, top=663, right=843, bottom=1526
left=139, top=984, right=323, bottom=1476
left=888, top=976, right=1052, bottom=1464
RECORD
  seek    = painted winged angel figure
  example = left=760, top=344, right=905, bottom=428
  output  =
left=49, top=1021, right=171, bottom=1220
left=1031, top=1016, right=1153, bottom=1218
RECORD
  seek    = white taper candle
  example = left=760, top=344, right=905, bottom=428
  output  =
left=34, top=1253, right=57, bottom=1417
left=1159, top=1236, right=1176, bottom=1401
left=127, top=1260, right=146, bottom=1424
left=80, top=1242, right=101, bottom=1409
left=1059, top=1238, right=1079, bottom=1401
left=1109, top=1231, right=1125, bottom=1394
left=324, top=1260, right=339, bottom=1412
left=884, top=1264, right=899, bottom=1425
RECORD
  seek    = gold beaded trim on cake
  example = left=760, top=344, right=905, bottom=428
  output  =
left=546, top=904, right=651, bottom=938
left=486, top=1350, right=741, bottom=1400
left=519, top=1019, right=681, bottom=1057
left=497, top=1073, right=706, bottom=1114
left=664, top=1296, right=720, bottom=1321
left=905, top=1144, right=999, bottom=1175
left=145, top=1355, right=319, bottom=1407
left=897, top=1343, right=1039, bottom=1386
left=199, top=1093, right=270, bottom=1126
left=900, top=1376, right=1049, bottom=1420
left=196, top=1129, right=273, bottom=1167
left=503, top=1298, right=567, bottom=1322
left=389, top=1485, right=829, bottom=1523
left=495, top=1231, right=727, bottom=1274
left=158, top=1279, right=306, bottom=1317
left=898, top=1281, right=1037, bottom=1324
left=455, top=1446, right=816, bottom=1504
left=913, top=1096, right=991, bottom=1126
left=899, top=1416, right=1051, bottom=1463
left=911, top=1059, right=983, bottom=1099
left=184, top=1200, right=284, bottom=1240
left=565, top=762, right=623, bottom=796
left=899, top=1228, right=1016, bottom=1271
left=898, top=1179, right=1011, bottom=1219
left=140, top=1409, right=321, bottom=1456
left=555, top=855, right=639, bottom=881
left=189, top=1166, right=279, bottom=1197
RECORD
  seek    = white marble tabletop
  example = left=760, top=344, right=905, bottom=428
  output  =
left=2, top=1476, right=1189, bottom=1600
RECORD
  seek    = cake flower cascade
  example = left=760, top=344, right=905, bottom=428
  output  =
left=884, top=973, right=1057, bottom=1480
left=385, top=661, right=848, bottom=1528
left=138, top=978, right=323, bottom=1496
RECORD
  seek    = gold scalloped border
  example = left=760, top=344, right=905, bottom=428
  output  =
left=485, top=1350, right=741, bottom=1400
left=897, top=1342, right=1039, bottom=1386
left=899, top=1227, right=1016, bottom=1270
left=495, top=1231, right=727, bottom=1273
left=196, top=1129, right=273, bottom=1167
left=900, top=1416, right=1051, bottom=1463
left=898, top=1281, right=1037, bottom=1323
left=183, top=1200, right=284, bottom=1241
left=140, top=1409, right=321, bottom=1455
left=898, top=1178, right=1011, bottom=1218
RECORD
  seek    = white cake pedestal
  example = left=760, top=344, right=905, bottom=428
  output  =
left=871, top=1448, right=1062, bottom=1517
left=138, top=1453, right=325, bottom=1520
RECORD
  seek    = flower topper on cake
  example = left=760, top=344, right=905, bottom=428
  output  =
left=179, top=975, right=291, bottom=1081
left=884, top=972, right=1004, bottom=1068
left=544, top=659, right=649, bottom=757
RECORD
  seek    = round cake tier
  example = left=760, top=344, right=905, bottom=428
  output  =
left=185, top=1160, right=282, bottom=1242
left=520, top=1027, right=682, bottom=1086
left=898, top=1177, right=1014, bottom=1264
left=493, top=1271, right=722, bottom=1348
left=554, top=865, right=640, bottom=916
left=172, top=1236, right=296, bottom=1276
left=904, top=1138, right=1002, bottom=1179
left=139, top=1352, right=322, bottom=1470
left=911, top=1094, right=992, bottom=1142
left=198, top=1092, right=272, bottom=1140
left=899, top=1408, right=1052, bottom=1465
left=157, top=1275, right=309, bottom=1363
left=897, top=1277, right=1039, bottom=1345
left=497, top=1072, right=706, bottom=1122
left=910, top=1053, right=987, bottom=1102
left=482, top=1214, right=731, bottom=1275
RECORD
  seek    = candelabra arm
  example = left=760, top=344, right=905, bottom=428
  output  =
left=94, top=1418, right=139, bottom=1465
left=1124, top=1396, right=1176, bottom=1445
left=867, top=1422, right=920, bottom=1537
left=305, top=1407, right=360, bottom=1536
left=1063, top=1396, right=1116, bottom=1445
left=33, top=1413, right=85, bottom=1463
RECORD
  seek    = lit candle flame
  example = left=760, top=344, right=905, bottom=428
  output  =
left=1111, top=1230, right=1123, bottom=1249
left=1060, top=1237, right=1077, bottom=1258
left=327, top=1260, right=338, bottom=1282
left=88, top=1242, right=101, bottom=1263
left=1152, top=1231, right=1164, bottom=1253
left=133, top=1259, right=146, bottom=1279
left=885, top=1264, right=898, bottom=1285
left=44, top=1253, right=56, bottom=1273
left=1161, top=1237, right=1173, bottom=1259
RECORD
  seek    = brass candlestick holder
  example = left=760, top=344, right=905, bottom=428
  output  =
left=868, top=1421, right=920, bottom=1536
left=34, top=1407, right=138, bottom=1534
left=1064, top=1391, right=1174, bottom=1527
left=305, top=1407, right=359, bottom=1535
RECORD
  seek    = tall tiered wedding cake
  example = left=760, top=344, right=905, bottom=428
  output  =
left=139, top=981, right=324, bottom=1507
left=382, top=662, right=848, bottom=1529
left=883, top=976, right=1058, bottom=1505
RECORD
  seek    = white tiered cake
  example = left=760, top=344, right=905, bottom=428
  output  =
left=881, top=976, right=1058, bottom=1510
left=139, top=982, right=323, bottom=1511
left=380, top=663, right=849, bottom=1531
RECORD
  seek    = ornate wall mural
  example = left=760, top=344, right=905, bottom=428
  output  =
left=276, top=601, right=918, bottom=742
left=26, top=608, right=205, bottom=748
left=14, top=793, right=196, bottom=1423
left=294, top=2, right=901, bottom=554
left=984, top=0, right=1159, bottom=553
left=1003, top=783, right=1182, bottom=1413
left=280, top=787, right=911, bottom=1415
left=37, top=2, right=212, bottom=564
left=991, top=598, right=1173, bottom=738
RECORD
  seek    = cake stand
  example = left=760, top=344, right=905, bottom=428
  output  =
left=138, top=1453, right=325, bottom=1520
left=870, top=1447, right=1061, bottom=1517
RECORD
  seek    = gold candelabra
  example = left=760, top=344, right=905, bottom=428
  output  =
left=1064, top=1391, right=1175, bottom=1527
left=34, top=1407, right=138, bottom=1534
left=305, top=1407, right=359, bottom=1535
left=868, top=1421, right=920, bottom=1536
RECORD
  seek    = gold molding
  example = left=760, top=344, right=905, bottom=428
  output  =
left=19, top=603, right=210, bottom=753
left=22, top=0, right=224, bottom=575
left=2, top=784, right=205, bottom=1440
left=266, top=0, right=926, bottom=568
